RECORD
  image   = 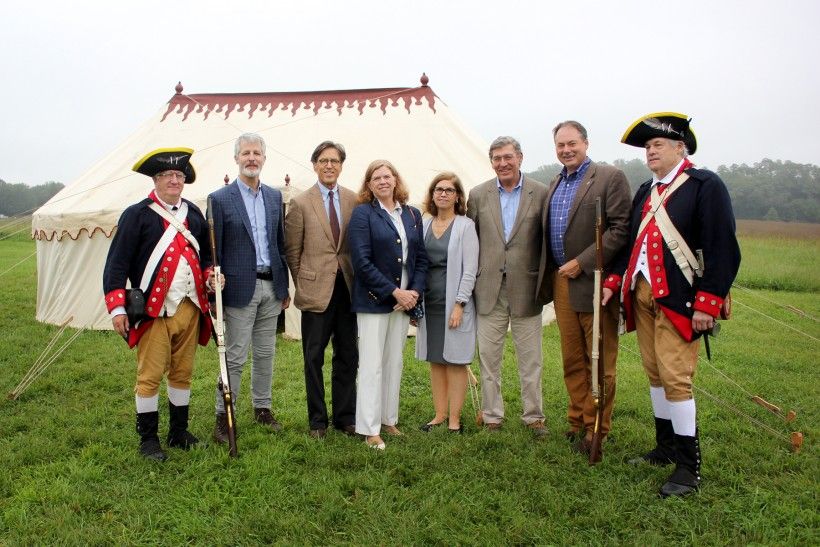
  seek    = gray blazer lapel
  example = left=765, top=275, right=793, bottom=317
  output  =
left=508, top=178, right=534, bottom=241
left=229, top=181, right=254, bottom=242
left=262, top=184, right=276, bottom=243
left=486, top=182, right=505, bottom=242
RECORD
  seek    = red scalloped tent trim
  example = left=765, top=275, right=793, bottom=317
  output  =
left=33, top=226, right=116, bottom=242
left=160, top=86, right=438, bottom=122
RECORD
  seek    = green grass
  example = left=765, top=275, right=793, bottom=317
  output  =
left=1, top=234, right=818, bottom=545
left=735, top=236, right=820, bottom=292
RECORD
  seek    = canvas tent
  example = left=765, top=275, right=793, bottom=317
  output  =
left=32, top=75, right=498, bottom=338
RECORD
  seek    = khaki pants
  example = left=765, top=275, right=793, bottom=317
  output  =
left=476, top=277, right=544, bottom=425
left=553, top=275, right=618, bottom=436
left=135, top=298, right=199, bottom=397
left=633, top=277, right=698, bottom=401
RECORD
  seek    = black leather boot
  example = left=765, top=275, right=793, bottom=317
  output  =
left=136, top=411, right=167, bottom=462
left=660, top=432, right=701, bottom=498
left=167, top=402, right=199, bottom=450
left=629, top=417, right=676, bottom=465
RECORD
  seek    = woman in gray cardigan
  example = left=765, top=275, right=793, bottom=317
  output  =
left=415, top=172, right=479, bottom=433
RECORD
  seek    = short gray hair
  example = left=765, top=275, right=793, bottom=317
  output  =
left=234, top=133, right=266, bottom=156
left=488, top=136, right=522, bottom=159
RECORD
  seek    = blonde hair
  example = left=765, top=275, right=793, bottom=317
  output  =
left=357, top=159, right=410, bottom=205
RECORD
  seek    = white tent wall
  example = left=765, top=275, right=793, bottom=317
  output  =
left=32, top=79, right=501, bottom=339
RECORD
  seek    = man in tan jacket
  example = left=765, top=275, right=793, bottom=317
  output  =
left=285, top=141, right=358, bottom=439
left=466, top=136, right=549, bottom=437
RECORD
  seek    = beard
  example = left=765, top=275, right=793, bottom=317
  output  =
left=240, top=165, right=261, bottom=178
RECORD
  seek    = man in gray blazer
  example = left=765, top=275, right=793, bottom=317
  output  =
left=536, top=121, right=631, bottom=457
left=208, top=133, right=290, bottom=443
left=466, top=136, right=549, bottom=437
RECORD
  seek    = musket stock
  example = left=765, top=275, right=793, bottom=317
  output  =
left=207, top=197, right=238, bottom=457
left=588, top=197, right=605, bottom=465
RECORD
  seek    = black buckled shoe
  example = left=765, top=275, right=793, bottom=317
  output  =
left=660, top=433, right=701, bottom=498
left=136, top=411, right=167, bottom=462
left=167, top=403, right=200, bottom=450
left=629, top=417, right=676, bottom=465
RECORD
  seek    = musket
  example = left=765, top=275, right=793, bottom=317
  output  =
left=207, top=197, right=238, bottom=457
left=588, top=197, right=605, bottom=465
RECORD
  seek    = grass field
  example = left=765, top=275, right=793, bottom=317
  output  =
left=0, top=220, right=818, bottom=545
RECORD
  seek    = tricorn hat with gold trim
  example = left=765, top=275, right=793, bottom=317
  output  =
left=621, top=112, right=697, bottom=155
left=132, top=147, right=197, bottom=184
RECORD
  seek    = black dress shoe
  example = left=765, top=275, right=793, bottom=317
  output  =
left=448, top=425, right=464, bottom=434
left=419, top=420, right=446, bottom=432
left=309, top=428, right=327, bottom=439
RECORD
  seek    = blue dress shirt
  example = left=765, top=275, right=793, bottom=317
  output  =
left=237, top=180, right=271, bottom=269
left=549, top=157, right=591, bottom=266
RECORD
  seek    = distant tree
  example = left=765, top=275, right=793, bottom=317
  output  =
left=763, top=207, right=780, bottom=221
left=526, top=158, right=819, bottom=223
left=0, top=180, right=64, bottom=216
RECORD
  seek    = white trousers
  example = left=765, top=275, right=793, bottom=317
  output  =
left=355, top=310, right=410, bottom=436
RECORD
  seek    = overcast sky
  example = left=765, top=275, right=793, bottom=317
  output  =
left=1, top=0, right=818, bottom=186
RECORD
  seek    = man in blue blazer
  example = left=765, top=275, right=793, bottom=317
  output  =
left=207, top=133, right=290, bottom=442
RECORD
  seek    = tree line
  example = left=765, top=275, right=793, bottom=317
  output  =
left=527, top=158, right=819, bottom=223
left=0, top=180, right=64, bottom=217
left=1, top=158, right=818, bottom=223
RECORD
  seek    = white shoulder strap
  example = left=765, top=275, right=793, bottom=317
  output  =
left=137, top=202, right=199, bottom=292
left=636, top=173, right=701, bottom=285
left=148, top=202, right=200, bottom=253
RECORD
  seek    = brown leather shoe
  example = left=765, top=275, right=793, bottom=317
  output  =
left=309, top=428, right=327, bottom=439
left=381, top=424, right=403, bottom=436
left=338, top=424, right=357, bottom=436
left=254, top=408, right=283, bottom=432
left=527, top=420, right=548, bottom=439
left=213, top=413, right=230, bottom=444
left=485, top=422, right=503, bottom=431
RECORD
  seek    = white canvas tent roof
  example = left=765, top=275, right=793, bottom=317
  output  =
left=32, top=76, right=496, bottom=337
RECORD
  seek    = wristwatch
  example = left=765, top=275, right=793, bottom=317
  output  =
left=456, top=300, right=467, bottom=308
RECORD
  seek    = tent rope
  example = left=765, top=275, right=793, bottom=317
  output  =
left=732, top=298, right=819, bottom=342
left=732, top=282, right=819, bottom=322
left=0, top=250, right=37, bottom=277
left=618, top=343, right=802, bottom=451
left=8, top=318, right=84, bottom=400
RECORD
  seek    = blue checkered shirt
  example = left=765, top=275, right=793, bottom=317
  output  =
left=549, top=157, right=591, bottom=266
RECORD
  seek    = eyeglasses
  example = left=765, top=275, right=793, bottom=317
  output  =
left=156, top=171, right=186, bottom=181
left=491, top=153, right=518, bottom=164
left=433, top=187, right=457, bottom=196
left=317, top=158, right=341, bottom=166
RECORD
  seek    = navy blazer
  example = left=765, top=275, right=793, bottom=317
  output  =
left=348, top=201, right=428, bottom=313
left=207, top=180, right=289, bottom=307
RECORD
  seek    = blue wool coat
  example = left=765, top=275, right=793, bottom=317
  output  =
left=348, top=201, right=428, bottom=313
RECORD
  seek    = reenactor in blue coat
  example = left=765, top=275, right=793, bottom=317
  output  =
left=603, top=113, right=741, bottom=497
left=103, top=148, right=212, bottom=461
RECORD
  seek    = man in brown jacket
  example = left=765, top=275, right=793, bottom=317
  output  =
left=536, top=121, right=631, bottom=457
left=284, top=141, right=358, bottom=439
left=466, top=136, right=549, bottom=437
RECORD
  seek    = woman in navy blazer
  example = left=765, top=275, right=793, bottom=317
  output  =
left=348, top=160, right=428, bottom=449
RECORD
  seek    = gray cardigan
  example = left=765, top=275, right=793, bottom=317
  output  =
left=415, top=215, right=479, bottom=364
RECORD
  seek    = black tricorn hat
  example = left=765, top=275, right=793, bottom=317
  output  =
left=621, top=112, right=697, bottom=155
left=132, top=147, right=197, bottom=184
